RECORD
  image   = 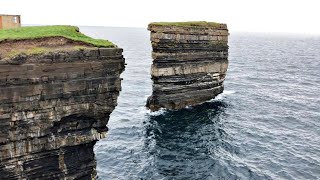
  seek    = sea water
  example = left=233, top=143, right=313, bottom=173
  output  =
left=81, top=27, right=320, bottom=180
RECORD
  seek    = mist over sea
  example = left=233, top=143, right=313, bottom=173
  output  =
left=80, top=26, right=320, bottom=180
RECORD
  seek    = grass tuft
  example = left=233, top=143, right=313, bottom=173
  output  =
left=26, top=47, right=47, bottom=55
left=149, top=21, right=222, bottom=28
left=6, top=51, right=21, bottom=58
left=73, top=46, right=88, bottom=51
left=6, top=47, right=47, bottom=58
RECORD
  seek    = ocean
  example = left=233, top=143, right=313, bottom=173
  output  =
left=80, top=26, right=320, bottom=180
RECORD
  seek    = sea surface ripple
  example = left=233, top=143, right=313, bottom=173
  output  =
left=81, top=27, right=320, bottom=180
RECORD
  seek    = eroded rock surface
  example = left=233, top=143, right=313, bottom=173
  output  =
left=0, top=48, right=125, bottom=179
left=146, top=23, right=229, bottom=111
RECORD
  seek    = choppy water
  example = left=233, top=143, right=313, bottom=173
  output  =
left=80, top=27, right=320, bottom=180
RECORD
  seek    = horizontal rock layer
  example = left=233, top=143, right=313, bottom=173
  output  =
left=0, top=48, right=125, bottom=179
left=146, top=23, right=229, bottom=111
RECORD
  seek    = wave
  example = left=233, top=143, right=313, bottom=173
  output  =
left=210, top=90, right=236, bottom=101
left=145, top=108, right=168, bottom=116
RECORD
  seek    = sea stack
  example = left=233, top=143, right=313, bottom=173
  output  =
left=146, top=21, right=229, bottom=111
left=0, top=26, right=125, bottom=179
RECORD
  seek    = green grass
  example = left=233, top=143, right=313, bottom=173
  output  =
left=0, top=25, right=115, bottom=47
left=149, top=21, right=221, bottom=28
left=73, top=45, right=90, bottom=51
left=6, top=47, right=47, bottom=58
left=26, top=47, right=47, bottom=55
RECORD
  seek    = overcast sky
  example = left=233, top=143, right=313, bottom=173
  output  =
left=1, top=0, right=319, bottom=34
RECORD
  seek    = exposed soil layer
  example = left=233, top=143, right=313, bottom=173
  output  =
left=0, top=36, right=95, bottom=59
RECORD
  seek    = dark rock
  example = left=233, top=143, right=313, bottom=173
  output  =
left=0, top=48, right=125, bottom=179
left=146, top=23, right=229, bottom=111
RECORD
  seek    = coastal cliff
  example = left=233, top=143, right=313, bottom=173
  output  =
left=0, top=26, right=125, bottom=179
left=146, top=22, right=229, bottom=111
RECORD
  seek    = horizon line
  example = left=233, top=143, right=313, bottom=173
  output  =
left=22, top=24, right=320, bottom=36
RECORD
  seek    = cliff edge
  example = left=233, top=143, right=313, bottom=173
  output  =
left=146, top=21, right=229, bottom=111
left=0, top=26, right=125, bottom=179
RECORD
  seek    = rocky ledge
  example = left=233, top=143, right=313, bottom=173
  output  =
left=146, top=22, right=229, bottom=111
left=0, top=48, right=125, bottom=179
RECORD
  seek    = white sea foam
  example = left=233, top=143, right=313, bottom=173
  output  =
left=209, top=90, right=236, bottom=101
left=146, top=108, right=167, bottom=116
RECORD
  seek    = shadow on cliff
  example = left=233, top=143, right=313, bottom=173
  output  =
left=141, top=100, right=239, bottom=179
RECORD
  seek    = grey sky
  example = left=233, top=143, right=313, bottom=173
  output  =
left=1, top=0, right=319, bottom=34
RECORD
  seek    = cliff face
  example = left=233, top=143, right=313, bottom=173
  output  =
left=146, top=22, right=229, bottom=111
left=0, top=48, right=125, bottom=179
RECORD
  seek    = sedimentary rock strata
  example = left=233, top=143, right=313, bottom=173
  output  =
left=0, top=48, right=125, bottom=179
left=146, top=22, right=229, bottom=111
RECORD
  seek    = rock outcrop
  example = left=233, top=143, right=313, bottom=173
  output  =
left=0, top=48, right=125, bottom=179
left=146, top=22, right=229, bottom=111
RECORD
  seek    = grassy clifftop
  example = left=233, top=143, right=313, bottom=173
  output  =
left=0, top=25, right=115, bottom=47
left=149, top=21, right=222, bottom=28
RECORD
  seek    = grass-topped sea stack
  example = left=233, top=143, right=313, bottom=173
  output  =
left=146, top=21, right=229, bottom=111
left=0, top=26, right=125, bottom=179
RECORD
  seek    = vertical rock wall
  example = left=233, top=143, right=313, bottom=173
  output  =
left=0, top=48, right=125, bottom=179
left=146, top=22, right=229, bottom=111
